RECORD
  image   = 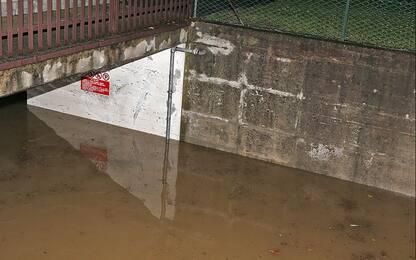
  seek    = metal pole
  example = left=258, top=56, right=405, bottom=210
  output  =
left=341, top=0, right=351, bottom=41
left=165, top=48, right=176, bottom=141
left=165, top=46, right=206, bottom=141
left=162, top=45, right=205, bottom=219
left=161, top=49, right=176, bottom=220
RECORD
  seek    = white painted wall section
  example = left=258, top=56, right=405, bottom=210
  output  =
left=28, top=46, right=185, bottom=140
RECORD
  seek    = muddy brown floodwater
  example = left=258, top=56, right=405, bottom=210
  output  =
left=0, top=96, right=415, bottom=260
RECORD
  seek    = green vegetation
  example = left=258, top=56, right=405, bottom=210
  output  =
left=198, top=0, right=415, bottom=51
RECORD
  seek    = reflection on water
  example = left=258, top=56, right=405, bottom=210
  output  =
left=29, top=106, right=178, bottom=221
left=0, top=99, right=415, bottom=260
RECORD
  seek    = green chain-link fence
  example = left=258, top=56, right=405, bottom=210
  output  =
left=194, top=0, right=415, bottom=51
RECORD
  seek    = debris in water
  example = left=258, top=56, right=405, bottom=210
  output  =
left=368, top=194, right=374, bottom=198
left=349, top=224, right=359, bottom=227
left=268, top=249, right=280, bottom=255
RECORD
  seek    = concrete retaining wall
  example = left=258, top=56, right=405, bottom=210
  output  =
left=181, top=22, right=416, bottom=196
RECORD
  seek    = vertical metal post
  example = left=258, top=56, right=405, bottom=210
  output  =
left=165, top=48, right=175, bottom=141
left=163, top=46, right=204, bottom=219
left=341, top=0, right=351, bottom=41
left=161, top=47, right=176, bottom=221
left=165, top=46, right=205, bottom=141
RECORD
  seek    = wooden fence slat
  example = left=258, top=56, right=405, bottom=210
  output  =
left=95, top=0, right=99, bottom=35
left=120, top=0, right=125, bottom=32
left=102, top=0, right=106, bottom=35
left=139, top=0, right=144, bottom=27
left=183, top=0, right=188, bottom=21
left=64, top=0, right=69, bottom=42
left=178, top=0, right=183, bottom=21
left=133, top=0, right=137, bottom=29
left=0, top=1, right=3, bottom=56
left=47, top=0, right=52, bottom=47
left=144, top=0, right=149, bottom=26
left=73, top=0, right=78, bottom=41
left=7, top=0, right=13, bottom=55
left=169, top=0, right=173, bottom=22
left=177, top=0, right=181, bottom=21
left=80, top=0, right=85, bottom=39
left=109, top=0, right=113, bottom=33
left=18, top=0, right=24, bottom=52
left=164, top=0, right=168, bottom=22
left=127, top=0, right=132, bottom=30
left=150, top=0, right=155, bottom=26
left=37, top=0, right=43, bottom=49
left=155, top=0, right=160, bottom=24
left=171, top=0, right=175, bottom=21
left=156, top=0, right=160, bottom=25
left=0, top=0, right=189, bottom=64
left=115, top=0, right=119, bottom=32
left=177, top=0, right=181, bottom=22
left=113, top=0, right=116, bottom=33
left=55, top=0, right=61, bottom=46
left=88, top=0, right=92, bottom=38
left=179, top=0, right=186, bottom=21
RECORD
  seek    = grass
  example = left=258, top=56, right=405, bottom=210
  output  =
left=198, top=0, right=416, bottom=51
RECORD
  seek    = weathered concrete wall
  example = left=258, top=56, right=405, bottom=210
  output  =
left=181, top=22, right=416, bottom=196
left=0, top=26, right=188, bottom=97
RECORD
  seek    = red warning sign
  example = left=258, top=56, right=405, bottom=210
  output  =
left=81, top=72, right=110, bottom=96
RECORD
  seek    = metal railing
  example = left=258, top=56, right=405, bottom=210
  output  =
left=195, top=0, right=416, bottom=51
left=0, top=0, right=193, bottom=62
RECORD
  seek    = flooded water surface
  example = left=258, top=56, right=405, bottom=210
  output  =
left=0, top=98, right=415, bottom=260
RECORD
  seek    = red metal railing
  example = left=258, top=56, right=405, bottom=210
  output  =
left=0, top=0, right=192, bottom=63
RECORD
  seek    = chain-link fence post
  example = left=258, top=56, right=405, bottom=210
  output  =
left=341, top=0, right=351, bottom=41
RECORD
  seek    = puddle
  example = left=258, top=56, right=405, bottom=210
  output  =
left=0, top=99, right=414, bottom=259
